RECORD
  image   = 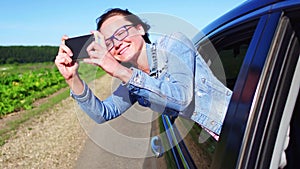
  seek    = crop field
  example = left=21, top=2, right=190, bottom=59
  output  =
left=0, top=62, right=104, bottom=117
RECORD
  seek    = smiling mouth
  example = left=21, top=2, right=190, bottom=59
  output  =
left=118, top=45, right=130, bottom=55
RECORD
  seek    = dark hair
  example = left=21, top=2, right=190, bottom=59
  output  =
left=96, top=8, right=151, bottom=44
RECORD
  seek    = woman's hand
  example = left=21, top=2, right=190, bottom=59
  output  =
left=85, top=31, right=121, bottom=77
left=55, top=35, right=79, bottom=80
left=54, top=35, right=83, bottom=94
left=85, top=31, right=133, bottom=83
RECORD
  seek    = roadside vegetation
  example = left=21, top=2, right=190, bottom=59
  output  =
left=0, top=61, right=105, bottom=146
left=0, top=63, right=66, bottom=115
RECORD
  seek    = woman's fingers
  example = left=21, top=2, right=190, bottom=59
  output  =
left=93, top=31, right=101, bottom=44
left=55, top=53, right=73, bottom=65
left=55, top=53, right=78, bottom=79
left=58, top=35, right=73, bottom=57
left=86, top=40, right=95, bottom=53
left=91, top=30, right=107, bottom=50
left=59, top=43, right=73, bottom=56
left=86, top=31, right=108, bottom=59
left=54, top=35, right=80, bottom=81
left=61, top=35, right=69, bottom=43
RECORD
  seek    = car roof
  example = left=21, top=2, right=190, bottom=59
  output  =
left=195, top=0, right=299, bottom=41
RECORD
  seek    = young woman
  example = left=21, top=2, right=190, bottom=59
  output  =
left=55, top=8, right=231, bottom=137
left=55, top=8, right=196, bottom=123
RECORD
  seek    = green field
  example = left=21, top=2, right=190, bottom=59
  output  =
left=0, top=62, right=105, bottom=117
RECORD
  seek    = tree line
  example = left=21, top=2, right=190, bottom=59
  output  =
left=0, top=46, right=59, bottom=64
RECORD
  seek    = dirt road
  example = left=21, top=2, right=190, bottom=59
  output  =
left=0, top=75, right=162, bottom=169
left=0, top=88, right=87, bottom=168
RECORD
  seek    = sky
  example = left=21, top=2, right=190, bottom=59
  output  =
left=0, top=0, right=246, bottom=46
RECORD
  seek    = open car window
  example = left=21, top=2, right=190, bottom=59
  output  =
left=176, top=19, right=260, bottom=168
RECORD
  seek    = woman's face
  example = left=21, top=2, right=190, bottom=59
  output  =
left=100, top=15, right=146, bottom=63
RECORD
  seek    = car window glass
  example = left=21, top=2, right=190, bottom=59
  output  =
left=181, top=20, right=259, bottom=168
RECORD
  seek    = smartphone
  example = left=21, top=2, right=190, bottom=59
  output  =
left=65, top=34, right=94, bottom=61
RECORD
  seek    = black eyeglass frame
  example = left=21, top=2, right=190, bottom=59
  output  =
left=105, top=24, right=135, bottom=51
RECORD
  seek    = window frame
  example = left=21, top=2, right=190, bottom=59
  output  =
left=208, top=12, right=282, bottom=169
left=244, top=13, right=300, bottom=169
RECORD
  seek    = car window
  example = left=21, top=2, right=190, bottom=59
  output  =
left=180, top=19, right=259, bottom=168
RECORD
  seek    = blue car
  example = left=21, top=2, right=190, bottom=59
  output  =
left=157, top=0, right=300, bottom=168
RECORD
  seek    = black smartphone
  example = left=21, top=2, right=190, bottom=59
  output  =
left=65, top=34, right=94, bottom=61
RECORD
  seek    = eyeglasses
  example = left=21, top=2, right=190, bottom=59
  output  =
left=105, top=24, right=134, bottom=51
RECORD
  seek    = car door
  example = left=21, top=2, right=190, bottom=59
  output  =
left=209, top=11, right=282, bottom=169
left=160, top=2, right=300, bottom=169
left=181, top=8, right=282, bottom=169
left=190, top=7, right=300, bottom=169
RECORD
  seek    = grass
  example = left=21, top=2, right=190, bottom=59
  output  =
left=0, top=88, right=70, bottom=146
left=0, top=62, right=105, bottom=146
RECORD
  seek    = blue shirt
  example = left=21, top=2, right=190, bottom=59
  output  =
left=71, top=32, right=232, bottom=135
left=71, top=32, right=194, bottom=122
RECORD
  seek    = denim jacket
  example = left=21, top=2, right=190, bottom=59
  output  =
left=71, top=32, right=232, bottom=135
